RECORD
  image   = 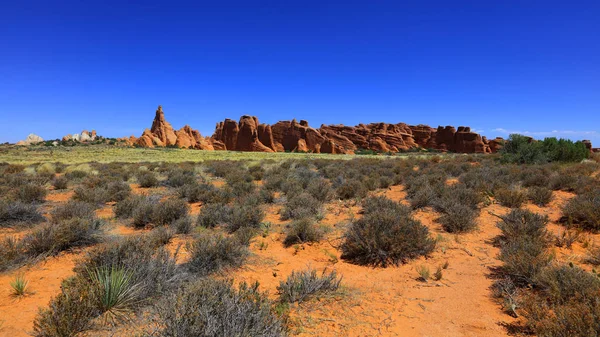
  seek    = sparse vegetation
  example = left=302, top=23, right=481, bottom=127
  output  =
left=341, top=196, right=435, bottom=266
left=277, top=268, right=341, bottom=304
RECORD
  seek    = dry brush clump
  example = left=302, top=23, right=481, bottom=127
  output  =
left=283, top=217, right=326, bottom=247
left=560, top=190, right=600, bottom=232
left=277, top=268, right=342, bottom=304
left=341, top=196, right=435, bottom=267
left=33, top=234, right=178, bottom=336
left=186, top=233, right=249, bottom=276
left=0, top=200, right=45, bottom=227
left=152, top=278, right=287, bottom=337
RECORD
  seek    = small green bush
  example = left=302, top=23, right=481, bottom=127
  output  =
left=438, top=203, right=478, bottom=233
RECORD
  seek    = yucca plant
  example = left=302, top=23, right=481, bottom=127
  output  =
left=10, top=273, right=29, bottom=296
left=88, top=266, right=141, bottom=324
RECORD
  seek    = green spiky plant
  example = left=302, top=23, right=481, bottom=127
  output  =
left=89, top=266, right=141, bottom=324
left=10, top=273, right=29, bottom=296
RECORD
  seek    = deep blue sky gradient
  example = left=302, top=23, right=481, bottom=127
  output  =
left=2, top=1, right=599, bottom=144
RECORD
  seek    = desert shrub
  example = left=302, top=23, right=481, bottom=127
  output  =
left=15, top=184, right=47, bottom=203
left=561, top=191, right=600, bottom=231
left=438, top=203, right=478, bottom=233
left=534, top=265, right=600, bottom=305
left=0, top=237, right=23, bottom=271
left=549, top=173, right=579, bottom=191
left=34, top=235, right=178, bottom=336
left=50, top=201, right=96, bottom=221
left=155, top=278, right=286, bottom=337
left=32, top=276, right=100, bottom=337
left=434, top=184, right=483, bottom=212
left=172, top=215, right=193, bottom=234
left=528, top=187, right=553, bottom=206
left=496, top=209, right=552, bottom=285
left=225, top=179, right=256, bottom=198
left=73, top=180, right=131, bottom=204
left=165, top=169, right=196, bottom=187
left=233, top=226, right=258, bottom=246
left=280, top=192, right=323, bottom=220
left=341, top=197, right=435, bottom=266
left=495, top=187, right=527, bottom=208
left=277, top=268, right=341, bottom=304
left=146, top=226, right=174, bottom=246
left=115, top=195, right=152, bottom=219
left=52, top=176, right=68, bottom=190
left=306, top=178, right=334, bottom=202
left=336, top=180, right=368, bottom=200
left=76, top=235, right=177, bottom=301
left=521, top=296, right=600, bottom=337
left=177, top=182, right=227, bottom=203
left=283, top=218, right=324, bottom=246
left=64, top=170, right=88, bottom=180
left=196, top=203, right=232, bottom=228
left=21, top=217, right=104, bottom=257
left=187, top=233, right=249, bottom=276
left=136, top=170, right=159, bottom=188
left=409, top=183, right=440, bottom=209
left=0, top=201, right=44, bottom=227
left=248, top=164, right=264, bottom=180
left=227, top=200, right=265, bottom=233
left=151, top=199, right=189, bottom=226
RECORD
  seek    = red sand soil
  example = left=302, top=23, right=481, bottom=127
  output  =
left=3, top=184, right=596, bottom=336
left=0, top=253, right=78, bottom=336
left=231, top=186, right=515, bottom=336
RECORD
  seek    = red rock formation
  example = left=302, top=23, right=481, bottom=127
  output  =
left=131, top=106, right=512, bottom=154
left=136, top=106, right=213, bottom=150
left=212, top=116, right=274, bottom=152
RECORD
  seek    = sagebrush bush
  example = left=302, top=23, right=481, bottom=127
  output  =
left=187, top=233, right=249, bottom=276
left=50, top=201, right=96, bottom=221
left=151, top=199, right=190, bottom=226
left=0, top=201, right=45, bottom=227
left=136, top=170, right=159, bottom=188
left=534, top=264, right=600, bottom=305
left=280, top=192, right=323, bottom=220
left=283, top=218, right=325, bottom=246
left=496, top=209, right=552, bottom=286
left=21, top=217, right=104, bottom=257
left=226, top=200, right=265, bottom=233
left=561, top=191, right=600, bottom=231
left=277, top=268, right=341, bottom=303
left=34, top=234, right=178, bottom=336
left=155, top=279, right=286, bottom=337
left=336, top=180, right=368, bottom=200
left=52, top=176, right=68, bottom=190
left=341, top=197, right=435, bottom=266
left=172, top=215, right=193, bottom=234
left=165, top=169, right=196, bottom=187
left=437, top=203, right=478, bottom=233
left=15, top=184, right=47, bottom=203
left=196, top=203, right=232, bottom=228
left=178, top=182, right=228, bottom=203
left=528, top=187, right=553, bottom=206
left=495, top=187, right=527, bottom=208
left=73, top=180, right=131, bottom=204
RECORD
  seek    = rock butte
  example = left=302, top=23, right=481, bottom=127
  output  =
left=123, top=105, right=591, bottom=154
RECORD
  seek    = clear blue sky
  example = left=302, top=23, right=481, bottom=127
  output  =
left=2, top=1, right=599, bottom=144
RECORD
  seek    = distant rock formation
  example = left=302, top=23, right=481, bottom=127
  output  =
left=62, top=130, right=98, bottom=142
left=128, top=106, right=514, bottom=154
left=16, top=134, right=44, bottom=145
left=135, top=105, right=213, bottom=150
